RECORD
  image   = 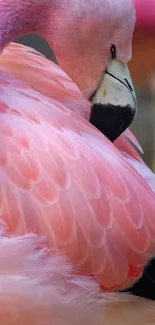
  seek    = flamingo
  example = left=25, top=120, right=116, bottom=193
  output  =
left=134, top=0, right=155, bottom=32
left=0, top=0, right=155, bottom=323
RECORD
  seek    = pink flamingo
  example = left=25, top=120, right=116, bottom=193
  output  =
left=134, top=0, right=155, bottom=32
left=0, top=0, right=155, bottom=323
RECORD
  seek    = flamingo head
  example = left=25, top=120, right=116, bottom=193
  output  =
left=0, top=0, right=137, bottom=141
left=46, top=0, right=137, bottom=141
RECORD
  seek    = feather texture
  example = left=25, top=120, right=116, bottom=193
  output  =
left=0, top=44, right=154, bottom=290
left=0, top=220, right=153, bottom=324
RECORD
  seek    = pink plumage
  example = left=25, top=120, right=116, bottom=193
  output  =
left=0, top=0, right=154, bottom=323
left=134, top=0, right=155, bottom=31
left=0, top=43, right=154, bottom=290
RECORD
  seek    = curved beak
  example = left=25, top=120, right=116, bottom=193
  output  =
left=89, top=59, right=137, bottom=142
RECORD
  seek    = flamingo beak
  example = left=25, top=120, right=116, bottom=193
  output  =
left=89, top=59, right=137, bottom=142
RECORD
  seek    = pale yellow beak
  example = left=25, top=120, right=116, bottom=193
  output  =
left=90, top=59, right=137, bottom=142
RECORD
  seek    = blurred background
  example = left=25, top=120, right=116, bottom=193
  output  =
left=129, top=26, right=155, bottom=172
left=16, top=24, right=155, bottom=171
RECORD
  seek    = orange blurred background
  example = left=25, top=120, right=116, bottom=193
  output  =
left=129, top=27, right=155, bottom=171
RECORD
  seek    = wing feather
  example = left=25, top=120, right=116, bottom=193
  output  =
left=0, top=46, right=155, bottom=290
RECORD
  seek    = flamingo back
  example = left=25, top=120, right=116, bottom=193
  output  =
left=0, top=43, right=155, bottom=290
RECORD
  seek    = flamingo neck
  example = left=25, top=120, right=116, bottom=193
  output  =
left=134, top=0, right=155, bottom=29
left=0, top=0, right=53, bottom=52
left=0, top=0, right=136, bottom=100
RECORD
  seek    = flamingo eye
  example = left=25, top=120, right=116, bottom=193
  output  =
left=110, top=45, right=117, bottom=59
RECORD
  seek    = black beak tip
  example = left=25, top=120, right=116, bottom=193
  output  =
left=89, top=103, right=136, bottom=142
